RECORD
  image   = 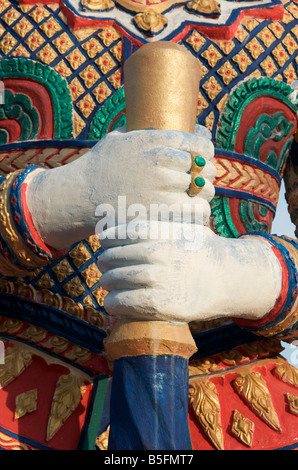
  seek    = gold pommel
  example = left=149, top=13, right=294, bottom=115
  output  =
left=124, top=41, right=201, bottom=133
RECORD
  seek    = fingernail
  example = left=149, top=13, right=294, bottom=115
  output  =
left=194, top=155, right=206, bottom=168
left=195, top=176, right=205, bottom=188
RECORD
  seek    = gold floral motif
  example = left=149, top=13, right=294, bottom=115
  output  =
left=187, top=0, right=220, bottom=16
left=64, top=345, right=92, bottom=364
left=25, top=31, right=45, bottom=51
left=292, top=24, right=298, bottom=40
left=92, top=286, right=108, bottom=307
left=82, top=263, right=101, bottom=288
left=93, top=82, right=112, bottom=104
left=234, top=371, right=281, bottom=432
left=19, top=4, right=34, bottom=13
left=63, top=276, right=85, bottom=298
left=196, top=92, right=208, bottom=116
left=249, top=69, right=262, bottom=79
left=82, top=38, right=103, bottom=58
left=52, top=33, right=74, bottom=54
left=241, top=339, right=283, bottom=358
left=282, top=33, right=297, bottom=55
left=76, top=94, right=96, bottom=118
left=273, top=363, right=298, bottom=387
left=268, top=21, right=285, bottom=39
left=69, top=77, right=85, bottom=101
left=98, top=27, right=120, bottom=47
left=260, top=56, right=278, bottom=77
left=42, top=336, right=69, bottom=354
left=73, top=112, right=86, bottom=136
left=216, top=94, right=229, bottom=112
left=201, top=45, right=222, bottom=67
left=272, top=44, right=289, bottom=67
left=72, top=26, right=98, bottom=42
left=36, top=45, right=58, bottom=65
left=0, top=23, right=5, bottom=37
left=0, top=342, right=32, bottom=389
left=55, top=60, right=72, bottom=78
left=205, top=112, right=214, bottom=131
left=63, top=297, right=85, bottom=320
left=79, top=65, right=101, bottom=88
left=0, top=1, right=10, bottom=14
left=133, top=9, right=167, bottom=34
left=13, top=18, right=33, bottom=38
left=81, top=0, right=115, bottom=11
left=202, top=76, right=222, bottom=100
left=19, top=326, right=47, bottom=343
left=234, top=27, right=249, bottom=43
left=69, top=243, right=92, bottom=268
left=283, top=63, right=297, bottom=84
left=46, top=373, right=88, bottom=442
left=219, top=349, right=249, bottom=366
left=40, top=18, right=62, bottom=38
left=29, top=5, right=51, bottom=23
left=0, top=33, right=17, bottom=54
left=282, top=10, right=294, bottom=24
left=189, top=378, right=224, bottom=450
left=38, top=290, right=62, bottom=311
left=2, top=8, right=21, bottom=25
left=10, top=44, right=30, bottom=58
left=245, top=38, right=264, bottom=60
left=15, top=281, right=37, bottom=300
left=231, top=410, right=255, bottom=447
left=96, top=52, right=116, bottom=74
left=15, top=389, right=38, bottom=420
left=96, top=425, right=110, bottom=450
left=217, top=61, right=238, bottom=85
left=241, top=17, right=259, bottom=32
left=189, top=358, right=223, bottom=376
left=85, top=305, right=106, bottom=329
left=186, top=30, right=206, bottom=53
left=286, top=393, right=298, bottom=416
left=35, top=273, right=55, bottom=290
left=86, top=235, right=101, bottom=252
left=257, top=27, right=276, bottom=47
left=107, top=69, right=122, bottom=89
left=83, top=295, right=94, bottom=306
left=232, top=50, right=252, bottom=72
left=0, top=319, right=23, bottom=334
left=287, top=2, right=298, bottom=18
left=216, top=39, right=235, bottom=55
left=66, top=48, right=86, bottom=70
left=110, top=42, right=123, bottom=62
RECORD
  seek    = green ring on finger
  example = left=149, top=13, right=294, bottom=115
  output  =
left=195, top=176, right=205, bottom=188
left=194, top=155, right=206, bottom=168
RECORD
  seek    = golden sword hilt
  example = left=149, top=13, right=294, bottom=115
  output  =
left=104, top=42, right=200, bottom=363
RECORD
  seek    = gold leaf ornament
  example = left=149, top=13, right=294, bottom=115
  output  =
left=133, top=9, right=167, bottom=35
left=231, top=410, right=255, bottom=447
left=187, top=0, right=221, bottom=16
left=46, top=373, right=88, bottom=442
left=81, top=0, right=115, bottom=11
left=234, top=371, right=281, bottom=432
left=0, top=343, right=32, bottom=389
left=189, top=379, right=224, bottom=450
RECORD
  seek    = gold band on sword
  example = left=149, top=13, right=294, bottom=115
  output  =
left=104, top=319, right=198, bottom=360
left=124, top=42, right=201, bottom=133
left=0, top=172, right=48, bottom=270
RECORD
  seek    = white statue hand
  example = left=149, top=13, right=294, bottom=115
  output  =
left=26, top=126, right=215, bottom=250
left=98, top=222, right=282, bottom=324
